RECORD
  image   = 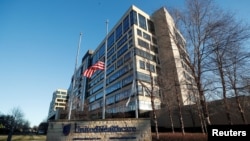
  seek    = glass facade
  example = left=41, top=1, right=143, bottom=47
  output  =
left=73, top=6, right=162, bottom=119
left=59, top=5, right=195, bottom=123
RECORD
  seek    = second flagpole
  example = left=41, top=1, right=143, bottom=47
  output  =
left=102, top=20, right=108, bottom=119
left=68, top=32, right=82, bottom=120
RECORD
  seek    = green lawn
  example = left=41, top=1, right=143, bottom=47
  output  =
left=0, top=135, right=46, bottom=141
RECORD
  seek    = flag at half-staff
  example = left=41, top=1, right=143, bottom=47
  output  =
left=83, top=61, right=105, bottom=78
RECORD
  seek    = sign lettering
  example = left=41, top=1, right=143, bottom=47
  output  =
left=75, top=124, right=136, bottom=133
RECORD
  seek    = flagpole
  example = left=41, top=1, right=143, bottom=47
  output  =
left=68, top=32, right=82, bottom=120
left=102, top=20, right=108, bottom=119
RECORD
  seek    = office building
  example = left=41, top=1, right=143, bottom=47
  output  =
left=67, top=5, right=196, bottom=120
left=48, top=89, right=68, bottom=120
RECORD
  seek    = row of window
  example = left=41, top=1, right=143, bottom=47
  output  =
left=88, top=74, right=134, bottom=103
left=138, top=85, right=160, bottom=98
left=106, top=29, right=132, bottom=58
left=92, top=8, right=155, bottom=64
left=89, top=101, right=136, bottom=113
left=137, top=37, right=158, bottom=54
left=137, top=72, right=151, bottom=83
left=106, top=74, right=133, bottom=95
left=138, top=38, right=150, bottom=49
left=106, top=88, right=133, bottom=105
left=92, top=29, right=132, bottom=65
left=135, top=48, right=158, bottom=63
left=139, top=60, right=156, bottom=72
left=56, top=99, right=67, bottom=102
left=89, top=86, right=133, bottom=108
left=55, top=91, right=67, bottom=95
left=88, top=47, right=159, bottom=101
left=106, top=39, right=133, bottom=67
left=183, top=71, right=194, bottom=83
left=89, top=99, right=161, bottom=112
left=89, top=101, right=102, bottom=111
left=88, top=53, right=159, bottom=103
left=181, top=61, right=192, bottom=75
left=89, top=71, right=104, bottom=88
left=90, top=34, right=132, bottom=81
left=88, top=90, right=135, bottom=112
left=137, top=29, right=151, bottom=42
left=175, top=30, right=186, bottom=48
left=107, top=64, right=132, bottom=85
left=106, top=102, right=136, bottom=113
left=86, top=10, right=159, bottom=105
left=88, top=55, right=133, bottom=95
left=107, top=11, right=135, bottom=50
left=55, top=95, right=67, bottom=98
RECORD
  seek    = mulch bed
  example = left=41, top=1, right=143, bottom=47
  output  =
left=152, top=132, right=207, bottom=141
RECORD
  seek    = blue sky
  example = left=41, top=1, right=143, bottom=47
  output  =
left=0, top=0, right=250, bottom=127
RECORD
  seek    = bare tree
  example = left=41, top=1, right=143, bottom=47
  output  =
left=152, top=5, right=189, bottom=135
left=225, top=44, right=250, bottom=125
left=158, top=77, right=175, bottom=133
left=173, top=71, right=185, bottom=135
left=206, top=6, right=250, bottom=125
left=139, top=65, right=160, bottom=139
left=7, top=107, right=24, bottom=141
left=169, top=0, right=219, bottom=126
left=226, top=52, right=249, bottom=125
left=170, top=0, right=250, bottom=126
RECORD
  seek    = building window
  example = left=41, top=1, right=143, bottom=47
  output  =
left=123, top=15, right=130, bottom=33
left=143, top=32, right=151, bottom=41
left=117, top=35, right=127, bottom=49
left=108, top=32, right=115, bottom=49
left=147, top=19, right=155, bottom=34
left=130, top=10, right=137, bottom=26
left=146, top=63, right=155, bottom=72
left=107, top=46, right=115, bottom=58
left=89, top=102, right=101, bottom=111
left=122, top=74, right=133, bottom=87
left=107, top=71, right=120, bottom=84
left=135, top=48, right=157, bottom=62
left=128, top=29, right=132, bottom=37
left=138, top=14, right=147, bottom=30
left=117, top=58, right=123, bottom=68
left=137, top=29, right=142, bottom=36
left=92, top=83, right=103, bottom=94
left=115, top=89, right=130, bottom=102
left=99, top=43, right=105, bottom=58
left=124, top=51, right=131, bottom=62
left=128, top=39, right=133, bottom=48
left=137, top=85, right=143, bottom=94
left=137, top=72, right=151, bottom=83
left=89, top=96, right=95, bottom=103
left=107, top=55, right=116, bottom=66
left=106, top=95, right=115, bottom=105
left=139, top=60, right=145, bottom=69
left=138, top=38, right=149, bottom=49
left=116, top=23, right=123, bottom=41
left=107, top=65, right=130, bottom=85
left=92, top=53, right=98, bottom=65
left=107, top=64, right=115, bottom=76
left=95, top=92, right=103, bottom=100
left=117, top=44, right=128, bottom=57
left=106, top=81, right=121, bottom=94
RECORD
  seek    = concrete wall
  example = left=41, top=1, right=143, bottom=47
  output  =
left=156, top=96, right=250, bottom=130
left=46, top=118, right=151, bottom=141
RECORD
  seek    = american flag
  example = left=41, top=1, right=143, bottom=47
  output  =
left=83, top=61, right=105, bottom=78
